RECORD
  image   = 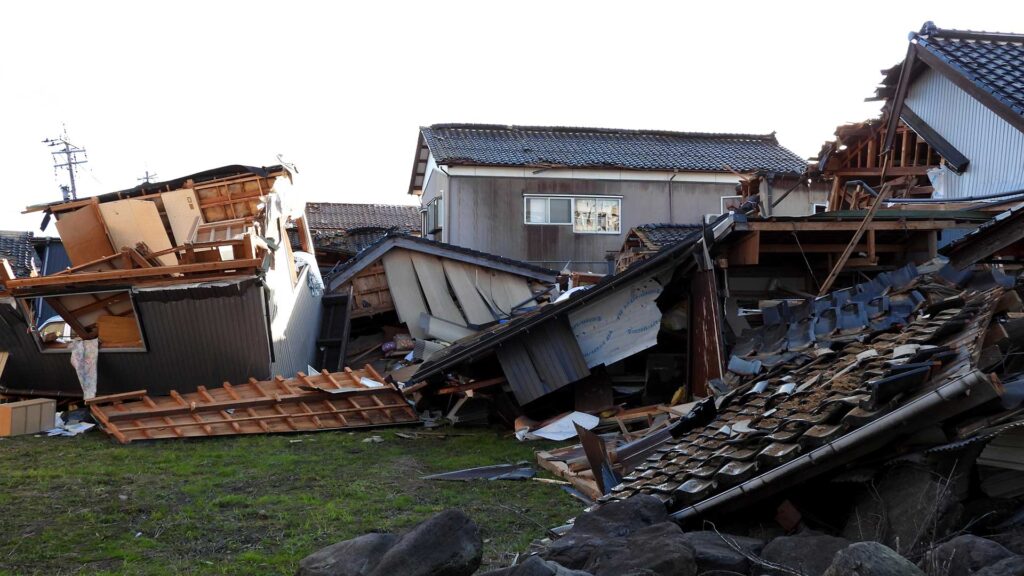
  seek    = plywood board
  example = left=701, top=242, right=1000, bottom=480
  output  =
left=420, top=312, right=475, bottom=343
left=97, top=314, right=143, bottom=348
left=54, top=204, right=116, bottom=267
left=496, top=272, right=535, bottom=309
left=161, top=188, right=204, bottom=246
left=409, top=252, right=466, bottom=326
left=382, top=250, right=429, bottom=339
left=98, top=199, right=177, bottom=266
left=442, top=260, right=495, bottom=325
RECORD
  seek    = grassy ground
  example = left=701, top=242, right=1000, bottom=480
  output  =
left=0, top=427, right=583, bottom=576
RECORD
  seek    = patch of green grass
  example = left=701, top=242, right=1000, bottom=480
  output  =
left=0, top=428, right=582, bottom=575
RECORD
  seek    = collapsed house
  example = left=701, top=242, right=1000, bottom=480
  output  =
left=300, top=202, right=422, bottom=270
left=0, top=165, right=324, bottom=399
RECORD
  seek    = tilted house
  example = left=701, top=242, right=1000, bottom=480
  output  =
left=852, top=23, right=1024, bottom=206
left=0, top=165, right=324, bottom=399
left=407, top=124, right=816, bottom=272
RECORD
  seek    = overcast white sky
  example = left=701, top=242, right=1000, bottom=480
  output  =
left=1, top=1, right=1021, bottom=233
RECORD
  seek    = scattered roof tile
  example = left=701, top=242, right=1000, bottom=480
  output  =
left=419, top=124, right=809, bottom=175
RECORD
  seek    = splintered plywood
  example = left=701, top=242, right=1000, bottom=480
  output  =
left=161, top=188, right=204, bottom=246
left=409, top=252, right=465, bottom=326
left=54, top=204, right=116, bottom=267
left=442, top=260, right=495, bottom=325
left=98, top=199, right=177, bottom=266
left=382, top=250, right=429, bottom=339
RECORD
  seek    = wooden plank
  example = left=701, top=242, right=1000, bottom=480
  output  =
left=381, top=250, right=429, bottom=339
left=161, top=188, right=205, bottom=246
left=442, top=260, right=495, bottom=325
left=744, top=220, right=965, bottom=232
left=6, top=258, right=262, bottom=290
left=96, top=315, right=143, bottom=348
left=54, top=204, right=116, bottom=267
left=817, top=175, right=894, bottom=295
left=98, top=199, right=177, bottom=266
left=409, top=252, right=465, bottom=326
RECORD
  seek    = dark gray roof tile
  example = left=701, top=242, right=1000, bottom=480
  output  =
left=421, top=124, right=809, bottom=175
left=305, top=202, right=421, bottom=232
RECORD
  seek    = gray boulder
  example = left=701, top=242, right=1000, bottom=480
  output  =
left=296, top=510, right=482, bottom=576
left=541, top=496, right=668, bottom=569
left=823, top=541, right=924, bottom=576
left=842, top=465, right=962, bottom=556
left=973, top=556, right=1024, bottom=576
left=296, top=533, right=398, bottom=576
left=370, top=509, right=482, bottom=576
left=476, top=556, right=594, bottom=576
left=919, top=535, right=1014, bottom=576
left=679, top=530, right=764, bottom=574
left=761, top=533, right=853, bottom=576
left=583, top=522, right=696, bottom=576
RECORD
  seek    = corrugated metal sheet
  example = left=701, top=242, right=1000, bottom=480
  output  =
left=0, top=280, right=273, bottom=397
left=269, top=266, right=322, bottom=376
left=496, top=317, right=590, bottom=405
left=905, top=67, right=1024, bottom=199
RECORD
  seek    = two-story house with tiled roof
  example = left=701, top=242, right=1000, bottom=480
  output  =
left=407, top=124, right=817, bottom=272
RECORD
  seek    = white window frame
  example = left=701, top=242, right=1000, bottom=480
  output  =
left=720, top=195, right=743, bottom=214
left=523, top=195, right=623, bottom=235
left=812, top=202, right=828, bottom=214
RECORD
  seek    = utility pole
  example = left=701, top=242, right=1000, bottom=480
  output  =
left=137, top=170, right=158, bottom=184
left=43, top=127, right=87, bottom=202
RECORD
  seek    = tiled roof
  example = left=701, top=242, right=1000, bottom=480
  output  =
left=634, top=224, right=704, bottom=250
left=419, top=124, right=809, bottom=175
left=600, top=265, right=1006, bottom=517
left=0, top=231, right=38, bottom=278
left=305, top=202, right=421, bottom=232
left=915, top=24, right=1024, bottom=117
left=313, top=227, right=405, bottom=256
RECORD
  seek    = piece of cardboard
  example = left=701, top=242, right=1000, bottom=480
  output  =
left=0, top=398, right=57, bottom=436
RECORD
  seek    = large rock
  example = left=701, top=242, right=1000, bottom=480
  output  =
left=973, top=556, right=1024, bottom=576
left=679, top=530, right=764, bottom=574
left=842, top=465, right=962, bottom=556
left=541, top=496, right=667, bottom=569
left=370, top=510, right=482, bottom=576
left=296, top=533, right=398, bottom=576
left=823, top=542, right=924, bottom=576
left=761, top=533, right=853, bottom=576
left=296, top=510, right=481, bottom=576
left=582, top=522, right=696, bottom=576
left=919, top=535, right=1015, bottom=576
left=476, top=556, right=594, bottom=576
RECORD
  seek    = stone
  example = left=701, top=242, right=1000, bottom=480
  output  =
left=570, top=495, right=669, bottom=539
left=476, top=556, right=594, bottom=576
left=973, top=556, right=1024, bottom=576
left=541, top=496, right=668, bottom=569
left=369, top=509, right=482, bottom=576
left=296, top=532, right=398, bottom=576
left=823, top=541, right=924, bottom=576
left=842, top=465, right=962, bottom=556
left=583, top=522, right=696, bottom=576
left=761, top=533, right=853, bottom=576
left=678, top=530, right=764, bottom=574
left=919, top=535, right=1014, bottom=576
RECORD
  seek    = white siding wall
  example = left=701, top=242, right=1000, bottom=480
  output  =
left=905, top=67, right=1024, bottom=199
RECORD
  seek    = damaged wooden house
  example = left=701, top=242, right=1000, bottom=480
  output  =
left=0, top=165, right=325, bottom=400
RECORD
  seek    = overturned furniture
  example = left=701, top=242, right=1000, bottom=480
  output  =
left=0, top=165, right=323, bottom=398
left=88, top=366, right=417, bottom=443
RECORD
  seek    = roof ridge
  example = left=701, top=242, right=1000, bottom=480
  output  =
left=424, top=124, right=779, bottom=142
left=916, top=21, right=1024, bottom=43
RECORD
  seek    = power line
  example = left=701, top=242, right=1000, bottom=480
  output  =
left=43, top=126, right=87, bottom=202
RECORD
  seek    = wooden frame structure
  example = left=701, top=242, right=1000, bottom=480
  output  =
left=87, top=366, right=418, bottom=443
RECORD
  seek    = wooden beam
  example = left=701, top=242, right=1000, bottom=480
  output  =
left=745, top=220, right=967, bottom=232
left=818, top=172, right=894, bottom=295
left=758, top=242, right=902, bottom=254
left=834, top=166, right=933, bottom=177
left=6, top=258, right=262, bottom=290
left=67, top=292, right=130, bottom=317
left=945, top=209, right=1024, bottom=269
left=46, top=297, right=97, bottom=339
left=900, top=104, right=970, bottom=173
